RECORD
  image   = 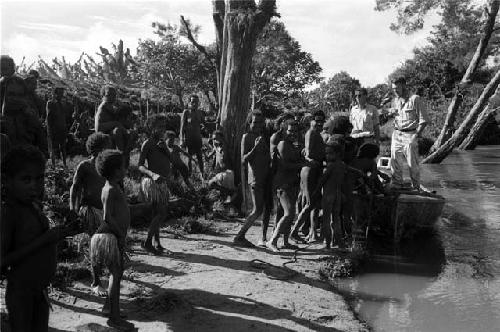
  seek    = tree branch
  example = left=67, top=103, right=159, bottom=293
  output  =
left=180, top=15, right=215, bottom=68
left=212, top=0, right=225, bottom=45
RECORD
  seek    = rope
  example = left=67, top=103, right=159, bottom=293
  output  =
left=249, top=244, right=312, bottom=280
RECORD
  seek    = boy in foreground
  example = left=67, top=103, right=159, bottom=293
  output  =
left=90, top=149, right=135, bottom=330
left=1, top=145, right=80, bottom=332
left=69, top=132, right=110, bottom=296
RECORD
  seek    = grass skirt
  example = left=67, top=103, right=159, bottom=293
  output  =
left=90, top=233, right=122, bottom=272
left=141, top=177, right=170, bottom=205
left=79, top=205, right=103, bottom=235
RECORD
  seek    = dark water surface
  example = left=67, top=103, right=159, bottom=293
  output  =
left=334, top=146, right=500, bottom=332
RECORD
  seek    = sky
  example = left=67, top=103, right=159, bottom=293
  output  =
left=0, top=0, right=438, bottom=87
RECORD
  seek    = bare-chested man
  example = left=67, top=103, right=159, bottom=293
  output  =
left=70, top=132, right=110, bottom=296
left=266, top=120, right=305, bottom=252
left=95, top=86, right=130, bottom=164
left=234, top=110, right=271, bottom=247
left=46, top=87, right=68, bottom=167
left=180, top=94, right=204, bottom=176
left=290, top=110, right=325, bottom=243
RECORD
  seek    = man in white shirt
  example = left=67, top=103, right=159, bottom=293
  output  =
left=388, top=77, right=429, bottom=190
left=350, top=87, right=380, bottom=145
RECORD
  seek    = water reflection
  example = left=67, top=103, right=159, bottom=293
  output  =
left=336, top=146, right=500, bottom=332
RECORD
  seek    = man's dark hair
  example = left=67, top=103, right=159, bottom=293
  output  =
left=86, top=133, right=110, bottom=156
left=146, top=114, right=167, bottom=131
left=189, top=94, right=199, bottom=101
left=1, top=145, right=46, bottom=177
left=95, top=149, right=123, bottom=180
left=355, top=87, right=368, bottom=96
left=392, top=77, right=406, bottom=86
left=357, top=143, right=380, bottom=159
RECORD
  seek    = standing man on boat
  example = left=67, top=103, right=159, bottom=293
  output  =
left=349, top=87, right=380, bottom=146
left=387, top=77, right=429, bottom=190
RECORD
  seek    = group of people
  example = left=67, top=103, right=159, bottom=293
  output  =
left=234, top=79, right=429, bottom=252
left=1, top=51, right=429, bottom=331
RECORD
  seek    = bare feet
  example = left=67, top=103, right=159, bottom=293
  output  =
left=282, top=243, right=299, bottom=250
left=289, top=234, right=306, bottom=244
left=233, top=237, right=255, bottom=248
left=306, top=236, right=319, bottom=244
left=141, top=241, right=160, bottom=255
left=91, top=285, right=107, bottom=297
left=266, top=241, right=280, bottom=253
left=107, top=317, right=135, bottom=331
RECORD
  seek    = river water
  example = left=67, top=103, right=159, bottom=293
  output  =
left=334, top=146, right=500, bottom=332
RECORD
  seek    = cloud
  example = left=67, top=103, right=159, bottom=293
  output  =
left=1, top=0, right=437, bottom=86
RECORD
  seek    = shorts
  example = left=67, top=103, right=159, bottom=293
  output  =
left=90, top=233, right=123, bottom=272
left=79, top=205, right=103, bottom=235
left=141, top=177, right=170, bottom=206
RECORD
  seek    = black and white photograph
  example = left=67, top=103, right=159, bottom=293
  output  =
left=1, top=0, right=500, bottom=331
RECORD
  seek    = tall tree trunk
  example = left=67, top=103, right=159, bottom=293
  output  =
left=459, top=88, right=500, bottom=150
left=430, top=0, right=499, bottom=152
left=217, top=0, right=277, bottom=179
left=423, top=69, right=500, bottom=163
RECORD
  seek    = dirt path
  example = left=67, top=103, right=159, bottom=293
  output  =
left=47, top=220, right=368, bottom=331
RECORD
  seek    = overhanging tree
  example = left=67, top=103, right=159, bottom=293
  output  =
left=377, top=0, right=500, bottom=161
left=422, top=68, right=500, bottom=163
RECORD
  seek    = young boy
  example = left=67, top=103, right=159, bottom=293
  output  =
left=46, top=86, right=69, bottom=167
left=138, top=114, right=171, bottom=255
left=69, top=132, right=110, bottom=296
left=234, top=110, right=271, bottom=247
left=91, top=149, right=135, bottom=330
left=165, top=130, right=195, bottom=191
left=1, top=145, right=80, bottom=332
left=290, top=110, right=325, bottom=244
left=313, top=142, right=366, bottom=250
left=266, top=120, right=305, bottom=252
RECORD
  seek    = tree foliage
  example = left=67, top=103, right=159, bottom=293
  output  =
left=135, top=23, right=216, bottom=108
left=386, top=0, right=500, bottom=99
left=307, top=71, right=360, bottom=116
left=253, top=20, right=322, bottom=111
